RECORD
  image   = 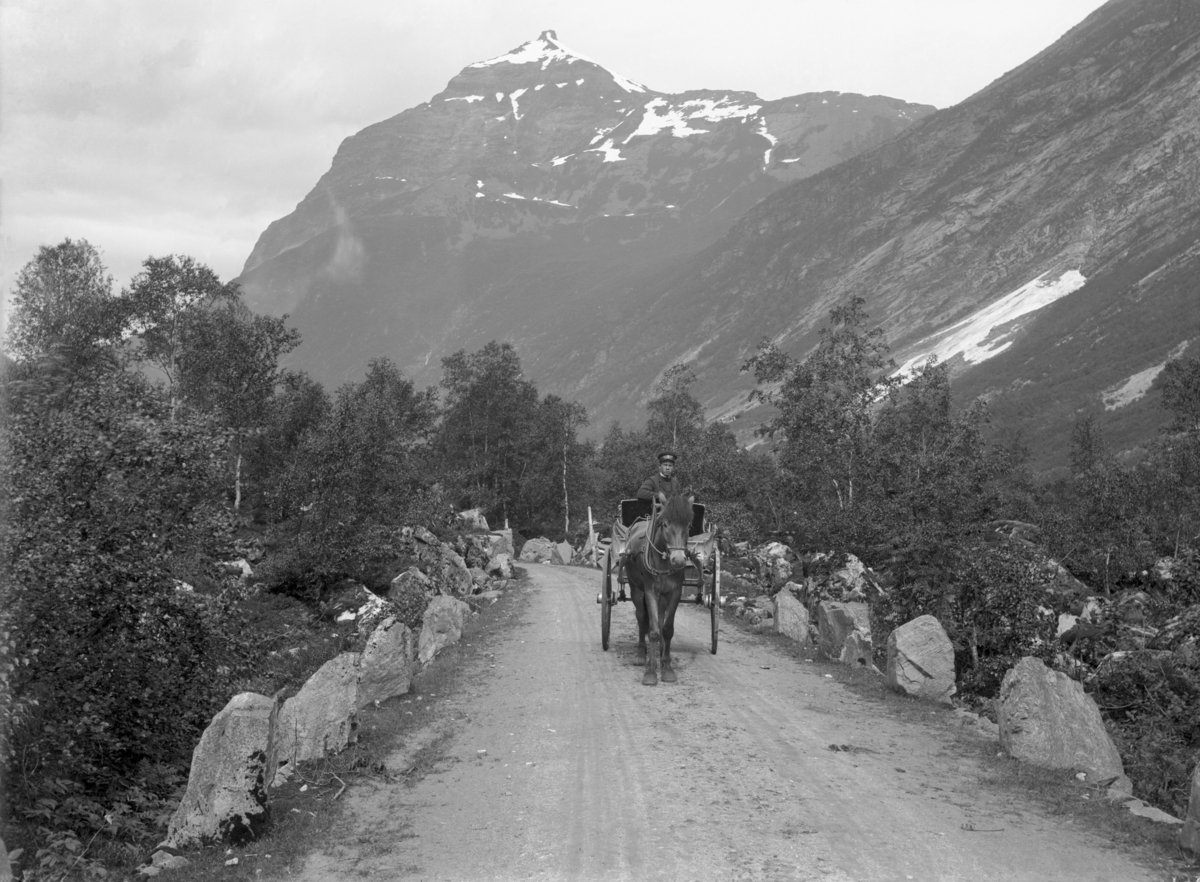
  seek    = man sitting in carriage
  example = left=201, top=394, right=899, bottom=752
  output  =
left=637, top=450, right=681, bottom=503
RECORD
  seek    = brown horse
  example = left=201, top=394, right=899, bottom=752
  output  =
left=626, top=491, right=693, bottom=686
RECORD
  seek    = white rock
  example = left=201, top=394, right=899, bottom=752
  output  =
left=839, top=629, right=873, bottom=667
left=997, top=656, right=1132, bottom=799
left=485, top=553, right=515, bottom=579
left=356, top=617, right=415, bottom=709
left=519, top=537, right=555, bottom=563
left=456, top=508, right=490, bottom=532
left=165, top=693, right=279, bottom=848
left=487, top=529, right=515, bottom=557
left=418, top=596, right=472, bottom=665
left=277, top=654, right=360, bottom=765
left=885, top=615, right=956, bottom=704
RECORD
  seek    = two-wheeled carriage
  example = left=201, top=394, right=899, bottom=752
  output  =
left=597, top=498, right=720, bottom=655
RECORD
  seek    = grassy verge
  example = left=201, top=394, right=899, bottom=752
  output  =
left=727, top=612, right=1200, bottom=882
left=145, top=579, right=529, bottom=882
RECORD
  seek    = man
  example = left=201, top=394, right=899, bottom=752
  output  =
left=637, top=451, right=682, bottom=501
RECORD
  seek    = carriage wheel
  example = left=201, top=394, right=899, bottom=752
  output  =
left=710, top=547, right=721, bottom=655
left=601, top=550, right=614, bottom=651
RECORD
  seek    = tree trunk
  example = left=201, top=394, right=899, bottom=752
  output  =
left=234, top=450, right=243, bottom=511
left=562, top=439, right=570, bottom=534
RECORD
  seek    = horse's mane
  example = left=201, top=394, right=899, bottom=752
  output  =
left=660, top=492, right=693, bottom=529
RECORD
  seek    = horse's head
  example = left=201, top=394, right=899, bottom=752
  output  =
left=654, top=490, right=694, bottom=571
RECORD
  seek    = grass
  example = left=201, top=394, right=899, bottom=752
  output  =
left=725, top=611, right=1200, bottom=882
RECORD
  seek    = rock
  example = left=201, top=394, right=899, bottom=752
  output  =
left=1057, top=612, right=1078, bottom=637
left=277, top=654, right=360, bottom=765
left=418, top=596, right=472, bottom=665
left=0, top=835, right=9, bottom=882
left=754, top=542, right=793, bottom=589
left=165, top=692, right=279, bottom=848
left=151, top=850, right=190, bottom=870
left=487, top=529, right=515, bottom=557
left=456, top=508, right=490, bottom=532
left=519, top=537, right=555, bottom=563
left=1120, top=798, right=1182, bottom=825
left=220, top=558, right=253, bottom=578
left=885, top=615, right=955, bottom=704
left=469, top=566, right=489, bottom=589
left=774, top=591, right=811, bottom=645
left=485, top=553, right=515, bottom=579
left=356, top=617, right=415, bottom=709
left=839, top=629, right=874, bottom=667
left=421, top=544, right=473, bottom=597
left=997, top=656, right=1133, bottom=799
left=466, top=589, right=502, bottom=607
left=388, top=566, right=432, bottom=601
left=831, top=553, right=869, bottom=601
left=816, top=601, right=869, bottom=660
left=323, top=582, right=378, bottom=622
left=413, top=526, right=438, bottom=545
left=1182, top=762, right=1200, bottom=854
left=551, top=541, right=574, bottom=565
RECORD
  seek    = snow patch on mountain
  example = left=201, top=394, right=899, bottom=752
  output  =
left=627, top=98, right=711, bottom=140
left=894, top=270, right=1088, bottom=379
left=1103, top=341, right=1191, bottom=410
left=586, top=139, right=625, bottom=162
left=445, top=95, right=484, bottom=103
left=467, top=30, right=648, bottom=93
left=509, top=88, right=528, bottom=119
left=757, top=121, right=777, bottom=167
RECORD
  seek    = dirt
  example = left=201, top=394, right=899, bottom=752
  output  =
left=288, top=564, right=1163, bottom=881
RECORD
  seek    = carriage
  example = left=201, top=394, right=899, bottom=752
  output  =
left=597, top=497, right=720, bottom=655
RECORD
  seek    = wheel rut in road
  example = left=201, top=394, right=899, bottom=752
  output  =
left=292, top=563, right=1159, bottom=882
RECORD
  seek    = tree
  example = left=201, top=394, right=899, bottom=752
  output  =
left=1160, top=354, right=1200, bottom=437
left=4, top=239, right=125, bottom=361
left=518, top=395, right=589, bottom=534
left=645, top=364, right=704, bottom=452
left=745, top=296, right=899, bottom=513
left=122, top=255, right=238, bottom=418
left=439, top=342, right=538, bottom=523
left=176, top=298, right=301, bottom=507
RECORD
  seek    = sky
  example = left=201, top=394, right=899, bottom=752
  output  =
left=0, top=0, right=1108, bottom=320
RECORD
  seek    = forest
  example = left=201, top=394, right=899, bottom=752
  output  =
left=2, top=239, right=1198, bottom=877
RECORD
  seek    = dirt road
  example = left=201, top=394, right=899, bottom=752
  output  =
left=294, top=564, right=1157, bottom=881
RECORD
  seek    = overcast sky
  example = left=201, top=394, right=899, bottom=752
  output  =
left=1, top=0, right=1107, bottom=316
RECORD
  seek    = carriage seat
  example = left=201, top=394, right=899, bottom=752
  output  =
left=615, top=498, right=706, bottom=537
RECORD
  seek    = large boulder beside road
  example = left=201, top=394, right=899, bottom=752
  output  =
left=456, top=508, right=489, bottom=532
left=418, top=596, right=472, bottom=665
left=774, top=588, right=811, bottom=646
left=997, top=656, right=1132, bottom=798
left=486, top=553, right=515, bottom=579
left=277, top=654, right=360, bottom=765
left=519, top=537, right=555, bottom=563
left=817, top=601, right=869, bottom=660
left=885, top=615, right=955, bottom=703
left=356, top=617, right=415, bottom=709
left=165, top=692, right=279, bottom=848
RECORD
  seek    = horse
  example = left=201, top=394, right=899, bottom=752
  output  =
left=625, top=490, right=694, bottom=686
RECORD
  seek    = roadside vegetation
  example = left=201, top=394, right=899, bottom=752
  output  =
left=1, top=239, right=1196, bottom=878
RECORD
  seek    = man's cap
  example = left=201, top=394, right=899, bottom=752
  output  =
left=657, top=451, right=677, bottom=463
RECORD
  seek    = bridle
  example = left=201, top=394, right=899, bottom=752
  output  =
left=641, top=504, right=688, bottom=577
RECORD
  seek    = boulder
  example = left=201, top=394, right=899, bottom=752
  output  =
left=831, top=554, right=872, bottom=601
left=323, top=582, right=378, bottom=623
left=165, top=692, right=279, bottom=848
left=468, top=566, right=489, bottom=589
left=485, top=553, right=515, bottom=579
left=754, top=543, right=793, bottom=589
left=424, top=545, right=473, bottom=597
left=997, top=656, right=1133, bottom=798
left=816, top=601, right=869, bottom=660
left=413, top=525, right=438, bottom=545
left=487, top=529, right=515, bottom=557
left=519, top=537, right=555, bottom=563
left=551, top=541, right=574, bottom=565
left=277, top=654, right=360, bottom=765
left=388, top=566, right=433, bottom=602
left=356, top=617, right=415, bottom=709
left=456, top=508, right=489, bottom=532
left=1182, top=762, right=1200, bottom=855
left=885, top=615, right=955, bottom=703
left=839, top=629, right=874, bottom=668
left=418, top=596, right=472, bottom=665
left=774, top=591, right=811, bottom=646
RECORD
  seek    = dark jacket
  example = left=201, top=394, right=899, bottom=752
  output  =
left=637, top=472, right=682, bottom=501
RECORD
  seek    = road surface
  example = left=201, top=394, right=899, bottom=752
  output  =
left=293, top=563, right=1157, bottom=881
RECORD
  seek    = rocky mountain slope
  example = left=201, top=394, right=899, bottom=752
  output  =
left=591, top=0, right=1200, bottom=466
left=238, top=31, right=932, bottom=406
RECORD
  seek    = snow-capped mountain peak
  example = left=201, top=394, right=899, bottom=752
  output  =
left=467, top=30, right=649, bottom=93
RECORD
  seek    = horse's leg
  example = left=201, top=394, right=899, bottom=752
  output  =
left=630, top=573, right=648, bottom=665
left=642, top=581, right=662, bottom=686
left=660, top=578, right=682, bottom=683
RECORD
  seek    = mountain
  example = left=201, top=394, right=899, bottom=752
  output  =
left=607, top=0, right=1200, bottom=468
left=238, top=31, right=933, bottom=405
